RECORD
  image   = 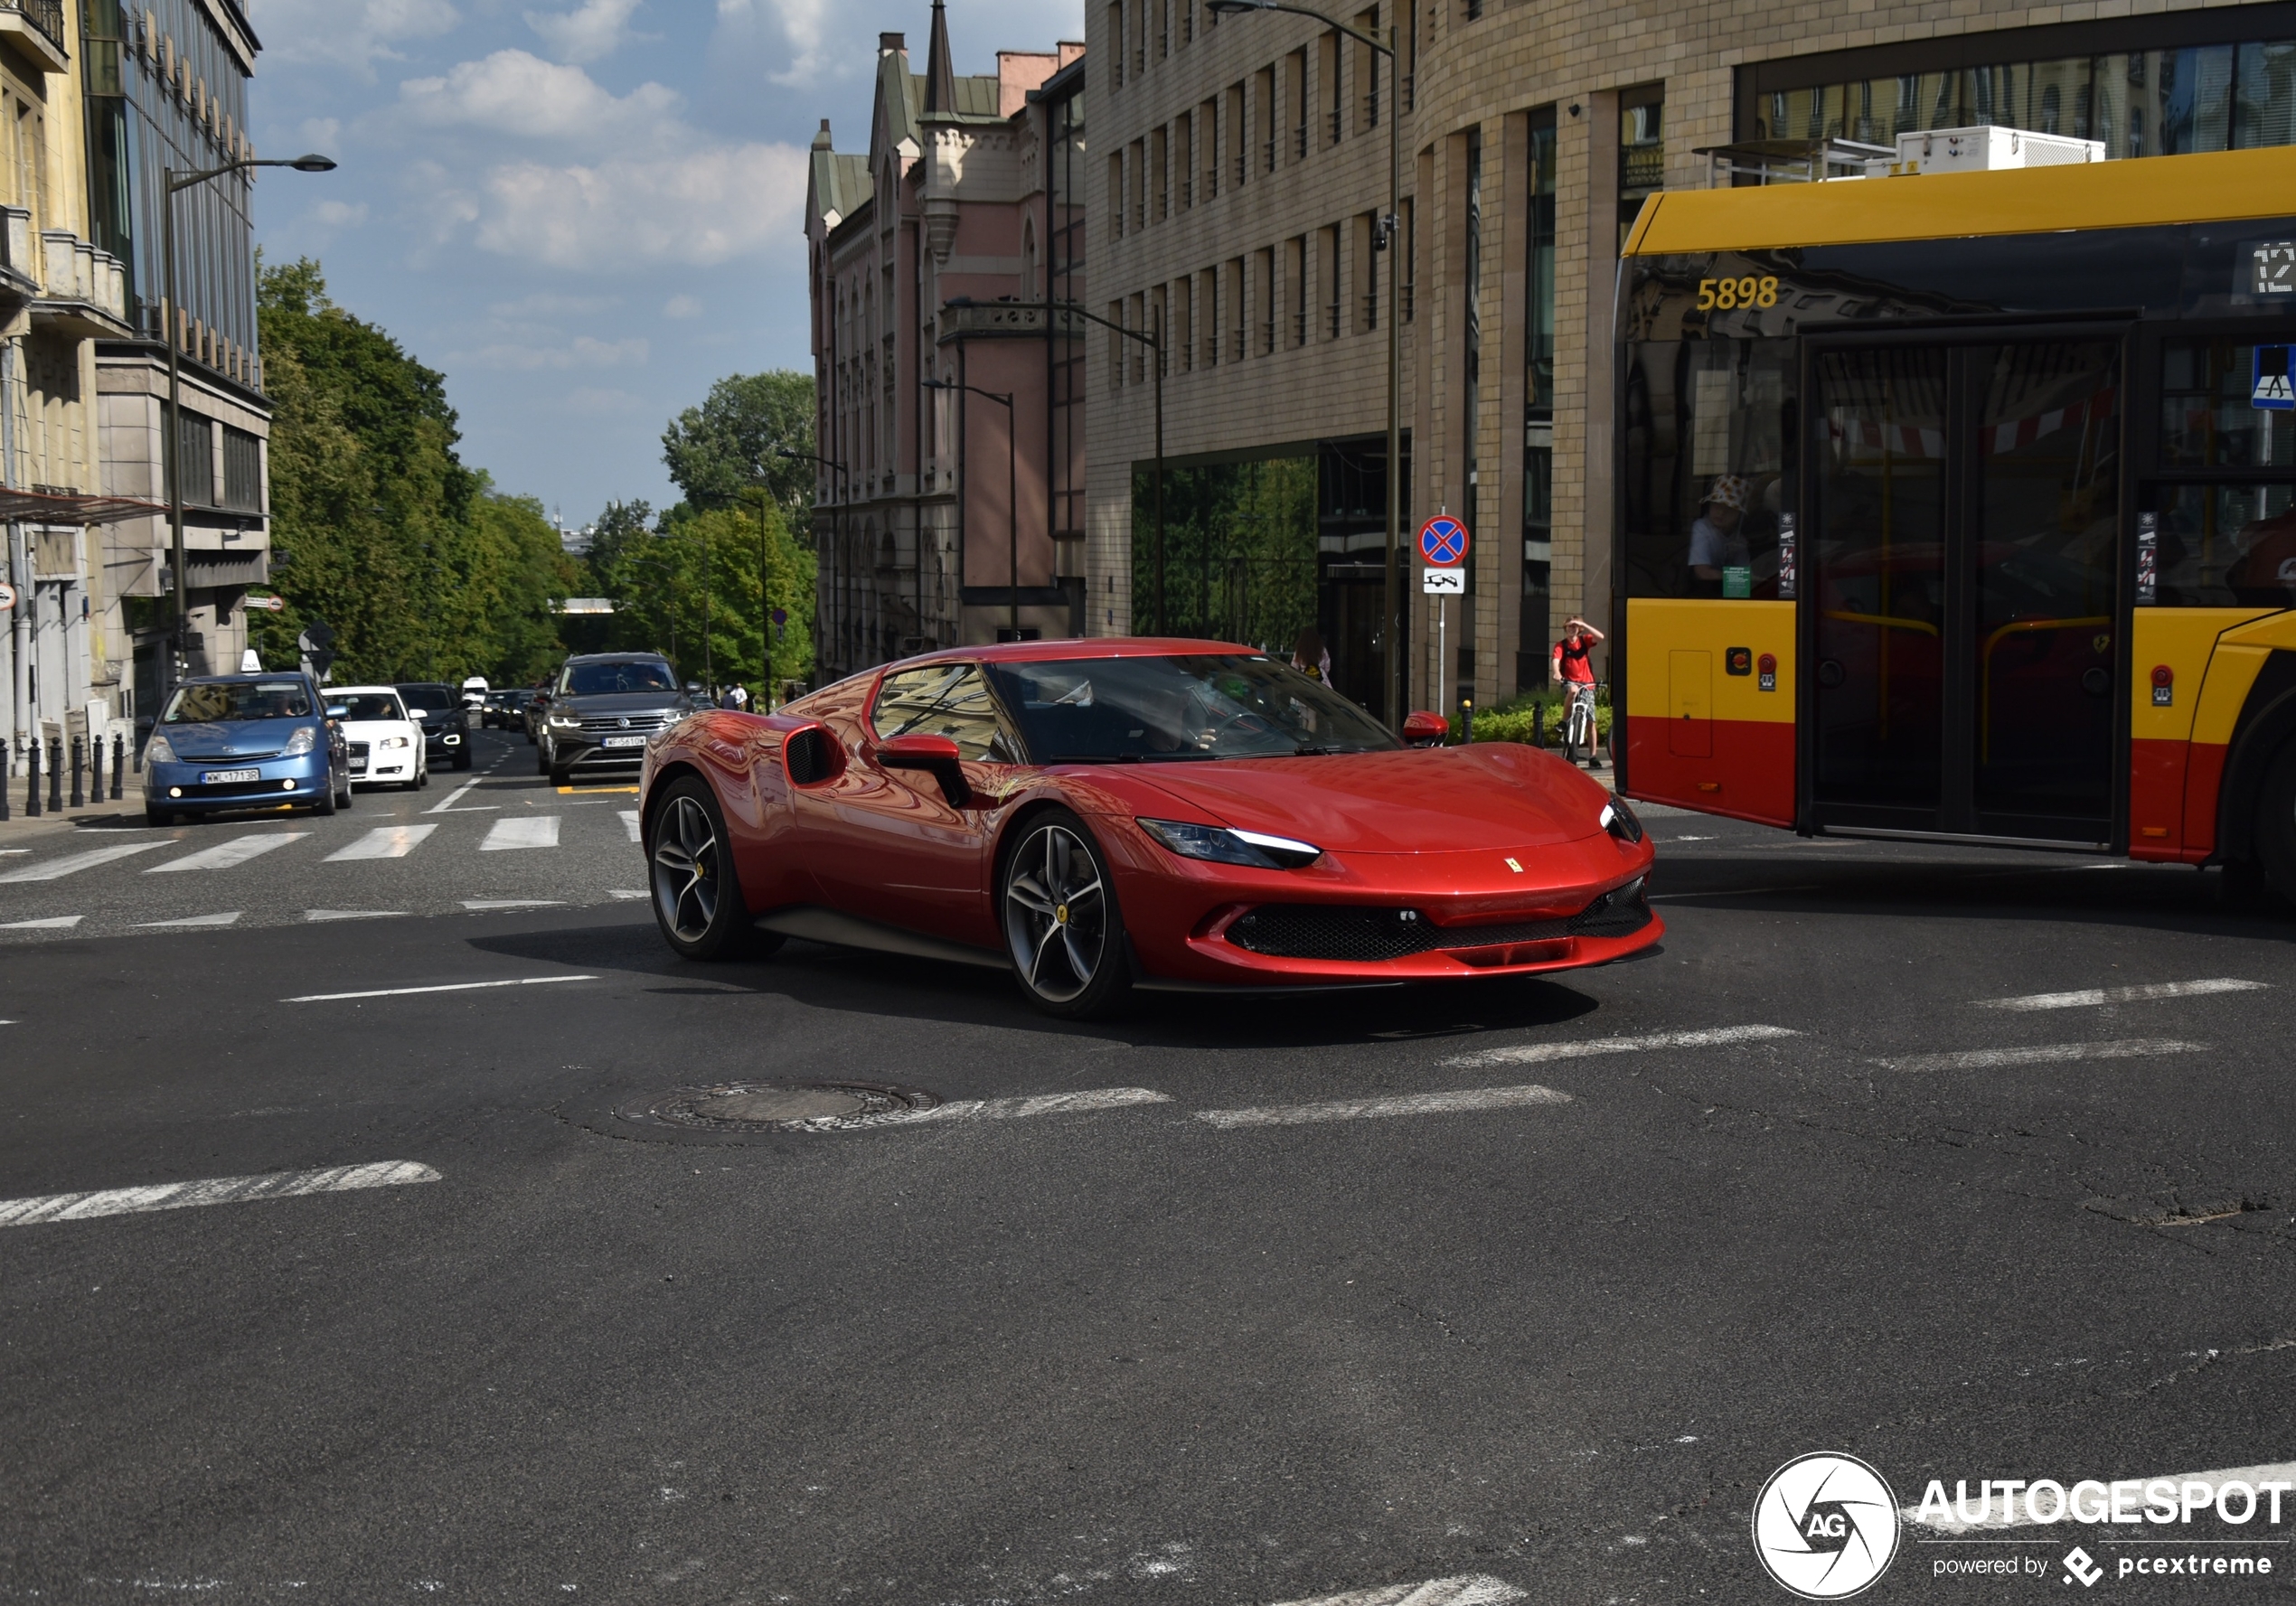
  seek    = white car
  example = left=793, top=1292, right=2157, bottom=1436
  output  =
left=327, top=685, right=428, bottom=791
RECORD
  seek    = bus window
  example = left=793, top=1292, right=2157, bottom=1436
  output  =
left=2160, top=339, right=2296, bottom=469
left=1621, top=336, right=1796, bottom=600
left=2152, top=483, right=2296, bottom=606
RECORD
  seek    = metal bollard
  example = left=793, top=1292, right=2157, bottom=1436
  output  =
left=87, top=733, right=101, bottom=806
left=24, top=735, right=39, bottom=816
left=110, top=732, right=124, bottom=800
left=47, top=737, right=62, bottom=812
left=69, top=735, right=84, bottom=808
left=1531, top=703, right=1546, bottom=748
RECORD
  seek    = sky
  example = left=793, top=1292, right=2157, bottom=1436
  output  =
left=247, top=0, right=1085, bottom=530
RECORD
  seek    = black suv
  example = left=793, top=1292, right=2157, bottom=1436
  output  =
left=535, top=653, right=696, bottom=785
left=395, top=681, right=473, bottom=771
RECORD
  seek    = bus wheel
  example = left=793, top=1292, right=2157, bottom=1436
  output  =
left=2252, top=740, right=2296, bottom=907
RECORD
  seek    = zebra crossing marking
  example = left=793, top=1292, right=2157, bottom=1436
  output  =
left=147, top=832, right=308, bottom=873
left=480, top=815, right=560, bottom=851
left=0, top=841, right=165, bottom=883
left=324, top=824, right=438, bottom=862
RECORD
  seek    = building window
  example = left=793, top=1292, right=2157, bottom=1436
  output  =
left=1520, top=107, right=1557, bottom=694
left=1109, top=3, right=1124, bottom=86
left=1619, top=82, right=1663, bottom=245
left=177, top=412, right=214, bottom=506
left=1286, top=235, right=1306, bottom=347
left=1459, top=126, right=1482, bottom=700
left=221, top=425, right=260, bottom=512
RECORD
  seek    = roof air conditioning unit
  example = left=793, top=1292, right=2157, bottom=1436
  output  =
left=1870, top=126, right=2105, bottom=176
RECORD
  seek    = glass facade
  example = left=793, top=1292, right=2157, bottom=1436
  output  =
left=1519, top=108, right=1555, bottom=692
left=1751, top=42, right=2296, bottom=162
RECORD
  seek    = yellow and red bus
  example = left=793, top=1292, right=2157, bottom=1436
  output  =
left=1615, top=143, right=2296, bottom=896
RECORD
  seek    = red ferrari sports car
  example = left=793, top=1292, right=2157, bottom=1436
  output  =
left=635, top=639, right=1660, bottom=1017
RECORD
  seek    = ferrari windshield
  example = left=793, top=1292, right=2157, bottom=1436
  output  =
left=985, top=654, right=1399, bottom=760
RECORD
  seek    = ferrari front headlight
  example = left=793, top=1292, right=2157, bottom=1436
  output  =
left=1138, top=818, right=1322, bottom=870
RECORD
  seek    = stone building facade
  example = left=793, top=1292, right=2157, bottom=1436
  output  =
left=0, top=0, right=273, bottom=773
left=1089, top=0, right=2296, bottom=717
left=803, top=4, right=1086, bottom=681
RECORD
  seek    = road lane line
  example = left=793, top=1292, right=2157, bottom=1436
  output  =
left=425, top=778, right=498, bottom=813
left=1, top=915, right=84, bottom=929
left=304, top=909, right=410, bottom=922
left=136, top=912, right=241, bottom=928
left=1905, top=1460, right=2296, bottom=1532
left=1978, top=978, right=2267, bottom=1011
left=1440, top=1023, right=1799, bottom=1068
left=0, top=841, right=165, bottom=882
left=619, top=809, right=641, bottom=842
left=284, top=975, right=598, bottom=1002
left=0, top=1160, right=440, bottom=1228
left=1872, top=1038, right=2206, bottom=1072
left=881, top=1087, right=1174, bottom=1125
left=324, top=824, right=438, bottom=861
left=146, top=831, right=308, bottom=873
left=462, top=897, right=564, bottom=910
left=480, top=815, right=560, bottom=851
left=1269, top=1573, right=1527, bottom=1605
left=1197, top=1084, right=1573, bottom=1130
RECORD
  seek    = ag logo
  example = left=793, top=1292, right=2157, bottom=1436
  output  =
left=1752, top=1451, right=1900, bottom=1599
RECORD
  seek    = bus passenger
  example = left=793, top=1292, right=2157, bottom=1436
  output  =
left=1689, top=474, right=1752, bottom=596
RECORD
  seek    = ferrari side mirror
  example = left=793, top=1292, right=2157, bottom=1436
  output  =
left=1402, top=710, right=1449, bottom=747
left=878, top=733, right=970, bottom=806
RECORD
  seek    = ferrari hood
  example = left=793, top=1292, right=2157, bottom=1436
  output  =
left=1125, top=745, right=1609, bottom=853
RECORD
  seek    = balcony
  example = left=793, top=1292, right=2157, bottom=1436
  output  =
left=0, top=0, right=67, bottom=72
left=936, top=300, right=1086, bottom=343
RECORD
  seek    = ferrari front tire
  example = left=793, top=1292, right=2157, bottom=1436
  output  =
left=648, top=776, right=781, bottom=962
left=1001, top=808, right=1131, bottom=1019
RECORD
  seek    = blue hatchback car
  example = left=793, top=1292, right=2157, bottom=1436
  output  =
left=142, top=672, right=353, bottom=827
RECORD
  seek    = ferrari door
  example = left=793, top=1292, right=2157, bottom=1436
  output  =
left=798, top=662, right=1016, bottom=944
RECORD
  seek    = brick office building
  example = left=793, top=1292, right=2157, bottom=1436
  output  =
left=803, top=4, right=1086, bottom=679
left=1089, top=0, right=2296, bottom=717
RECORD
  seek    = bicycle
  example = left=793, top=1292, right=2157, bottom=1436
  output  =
left=1561, top=682, right=1601, bottom=769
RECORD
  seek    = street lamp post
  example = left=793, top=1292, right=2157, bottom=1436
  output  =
left=163, top=153, right=334, bottom=687
left=1205, top=0, right=1403, bottom=729
left=942, top=296, right=1164, bottom=633
left=923, top=378, right=1021, bottom=639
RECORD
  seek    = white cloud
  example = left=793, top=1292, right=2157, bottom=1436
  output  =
left=526, top=0, right=645, bottom=63
left=261, top=0, right=459, bottom=78
left=565, top=386, right=647, bottom=417
left=310, top=200, right=372, bottom=228
left=488, top=291, right=618, bottom=319
left=663, top=294, right=702, bottom=318
left=467, top=335, right=649, bottom=371
left=471, top=143, right=806, bottom=271
left=397, top=51, right=682, bottom=150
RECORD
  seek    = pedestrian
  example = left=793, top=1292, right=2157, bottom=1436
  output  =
left=1290, top=626, right=1331, bottom=685
left=720, top=683, right=749, bottom=711
left=1551, top=615, right=1605, bottom=769
left=1689, top=474, right=1753, bottom=597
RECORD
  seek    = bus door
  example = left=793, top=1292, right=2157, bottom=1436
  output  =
left=1804, top=333, right=2124, bottom=848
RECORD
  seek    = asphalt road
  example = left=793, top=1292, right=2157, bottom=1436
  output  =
left=5, top=773, right=2296, bottom=1603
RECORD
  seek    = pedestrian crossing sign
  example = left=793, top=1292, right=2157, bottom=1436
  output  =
left=2254, top=344, right=2295, bottom=410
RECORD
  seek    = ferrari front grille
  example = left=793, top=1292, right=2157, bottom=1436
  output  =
left=1226, top=884, right=1651, bottom=961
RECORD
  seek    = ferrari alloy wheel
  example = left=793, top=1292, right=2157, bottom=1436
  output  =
left=1002, top=809, right=1131, bottom=1019
left=648, top=777, right=779, bottom=962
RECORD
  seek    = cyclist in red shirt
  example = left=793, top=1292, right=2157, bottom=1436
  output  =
left=1551, top=616, right=1604, bottom=768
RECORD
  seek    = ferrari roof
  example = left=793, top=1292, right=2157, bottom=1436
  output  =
left=898, top=636, right=1261, bottom=667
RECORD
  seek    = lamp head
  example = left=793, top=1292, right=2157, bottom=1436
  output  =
left=921, top=378, right=952, bottom=390
left=287, top=153, right=338, bottom=173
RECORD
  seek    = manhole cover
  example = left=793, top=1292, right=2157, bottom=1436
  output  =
left=612, top=1080, right=940, bottom=1137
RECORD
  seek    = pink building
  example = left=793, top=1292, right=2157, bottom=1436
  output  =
left=804, top=5, right=1087, bottom=681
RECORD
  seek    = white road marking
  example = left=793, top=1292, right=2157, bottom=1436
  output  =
left=305, top=909, right=410, bottom=922
left=1440, top=1023, right=1798, bottom=1068
left=1268, top=1573, right=1527, bottom=1605
left=1, top=915, right=84, bottom=929
left=462, top=897, right=564, bottom=910
left=0, top=847, right=27, bottom=853
left=609, top=888, right=647, bottom=899
left=0, top=1160, right=440, bottom=1228
left=324, top=824, right=438, bottom=861
left=1872, top=1038, right=2206, bottom=1072
left=147, top=831, right=307, bottom=873
left=0, top=841, right=164, bottom=882
left=425, top=778, right=497, bottom=813
left=1198, top=1084, right=1572, bottom=1130
left=1978, top=978, right=2267, bottom=1011
left=892, top=1087, right=1173, bottom=1124
left=136, top=911, right=242, bottom=928
left=284, top=974, right=598, bottom=1003
left=1905, top=1460, right=2296, bottom=1532
left=619, top=809, right=641, bottom=842
left=480, top=815, right=560, bottom=851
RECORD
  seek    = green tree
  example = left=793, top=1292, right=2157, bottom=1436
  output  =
left=660, top=371, right=817, bottom=514
left=587, top=500, right=814, bottom=695
left=250, top=257, right=578, bottom=684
